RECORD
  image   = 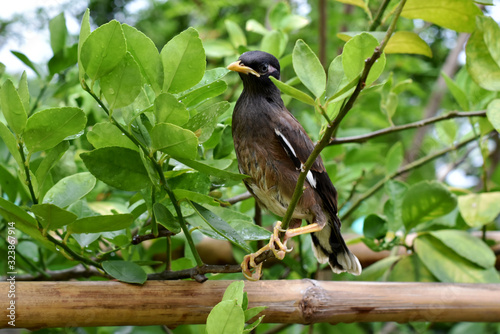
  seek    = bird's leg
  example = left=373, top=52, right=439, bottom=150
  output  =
left=284, top=222, right=324, bottom=239
left=240, top=221, right=294, bottom=280
left=269, top=221, right=293, bottom=260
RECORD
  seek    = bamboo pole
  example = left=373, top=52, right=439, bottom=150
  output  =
left=2, top=280, right=500, bottom=329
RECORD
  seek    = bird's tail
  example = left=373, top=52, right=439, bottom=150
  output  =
left=310, top=216, right=362, bottom=276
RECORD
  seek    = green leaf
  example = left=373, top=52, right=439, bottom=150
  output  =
left=442, top=72, right=470, bottom=111
left=206, top=300, right=245, bottom=334
left=222, top=281, right=245, bottom=306
left=435, top=119, right=458, bottom=145
left=481, top=16, right=500, bottom=68
left=363, top=214, right=387, bottom=239
left=18, top=71, right=30, bottom=113
left=203, top=40, right=235, bottom=58
left=0, top=79, right=27, bottom=134
left=269, top=77, right=315, bottom=106
left=244, top=306, right=267, bottom=322
left=78, top=9, right=91, bottom=81
left=246, top=19, right=268, bottom=35
left=68, top=214, right=134, bottom=234
left=0, top=197, right=54, bottom=250
left=174, top=189, right=221, bottom=207
left=385, top=142, right=403, bottom=175
left=487, top=99, right=500, bottom=131
left=153, top=202, right=180, bottom=233
left=102, top=260, right=147, bottom=284
left=179, top=80, right=227, bottom=109
left=384, top=180, right=408, bottom=232
left=151, top=123, right=198, bottom=159
left=225, top=20, right=247, bottom=48
left=11, top=51, right=41, bottom=78
left=385, top=31, right=432, bottom=58
left=414, top=234, right=500, bottom=283
left=49, top=13, right=67, bottom=55
left=154, top=93, right=189, bottom=126
left=184, top=102, right=230, bottom=143
left=196, top=205, right=271, bottom=241
left=101, top=52, right=143, bottom=109
left=466, top=17, right=500, bottom=91
left=161, top=27, right=206, bottom=93
left=342, top=32, right=386, bottom=85
left=388, top=254, right=437, bottom=282
left=122, top=24, right=163, bottom=94
left=457, top=192, right=500, bottom=228
left=402, top=181, right=457, bottom=230
left=261, top=30, right=287, bottom=59
left=381, top=91, right=398, bottom=120
left=175, top=157, right=247, bottom=181
left=80, top=147, right=150, bottom=191
left=189, top=201, right=252, bottom=252
left=269, top=2, right=290, bottom=30
left=401, top=0, right=482, bottom=33
left=0, top=121, right=23, bottom=168
left=81, top=20, right=126, bottom=80
left=23, top=107, right=87, bottom=153
left=325, top=55, right=346, bottom=101
left=336, top=0, right=370, bottom=14
left=42, top=172, right=96, bottom=208
left=293, top=40, right=326, bottom=98
left=87, top=122, right=138, bottom=151
left=430, top=230, right=496, bottom=269
left=355, top=256, right=400, bottom=281
left=35, top=141, right=70, bottom=196
left=31, top=203, right=77, bottom=231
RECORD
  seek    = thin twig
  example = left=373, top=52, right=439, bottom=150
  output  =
left=131, top=229, right=175, bottom=245
left=224, top=191, right=252, bottom=205
left=329, top=110, right=487, bottom=145
left=340, top=132, right=489, bottom=220
left=368, top=0, right=392, bottom=31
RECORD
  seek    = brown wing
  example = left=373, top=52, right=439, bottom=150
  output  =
left=274, top=110, right=340, bottom=218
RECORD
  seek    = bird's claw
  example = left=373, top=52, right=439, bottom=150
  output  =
left=269, top=221, right=293, bottom=260
left=240, top=221, right=293, bottom=280
left=241, top=254, right=263, bottom=281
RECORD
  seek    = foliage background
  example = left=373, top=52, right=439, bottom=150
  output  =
left=1, top=0, right=500, bottom=333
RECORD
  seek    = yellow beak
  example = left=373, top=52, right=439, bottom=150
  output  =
left=227, top=61, right=260, bottom=77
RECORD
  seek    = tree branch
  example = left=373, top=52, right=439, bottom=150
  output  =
left=340, top=131, right=491, bottom=220
left=329, top=110, right=487, bottom=145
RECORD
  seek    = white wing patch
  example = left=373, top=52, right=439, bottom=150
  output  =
left=306, top=170, right=317, bottom=188
left=275, top=129, right=317, bottom=189
left=274, top=129, right=297, bottom=157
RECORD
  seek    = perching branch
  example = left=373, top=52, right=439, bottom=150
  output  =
left=329, top=110, right=487, bottom=145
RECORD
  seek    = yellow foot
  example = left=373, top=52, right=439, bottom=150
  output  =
left=240, top=221, right=293, bottom=281
left=241, top=254, right=263, bottom=281
left=269, top=221, right=293, bottom=260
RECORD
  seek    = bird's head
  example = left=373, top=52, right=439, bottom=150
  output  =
left=227, top=51, right=280, bottom=92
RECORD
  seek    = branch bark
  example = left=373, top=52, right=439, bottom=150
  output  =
left=3, top=280, right=500, bottom=329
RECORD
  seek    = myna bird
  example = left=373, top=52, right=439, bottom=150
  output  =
left=228, top=51, right=362, bottom=280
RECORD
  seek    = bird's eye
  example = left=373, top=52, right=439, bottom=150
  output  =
left=260, top=64, right=269, bottom=73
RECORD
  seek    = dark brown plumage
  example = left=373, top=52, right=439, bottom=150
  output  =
left=228, top=51, right=361, bottom=279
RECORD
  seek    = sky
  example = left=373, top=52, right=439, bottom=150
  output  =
left=0, top=0, right=149, bottom=74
